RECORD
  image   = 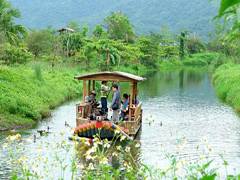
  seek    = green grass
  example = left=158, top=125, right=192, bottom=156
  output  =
left=158, top=52, right=228, bottom=70
left=213, top=63, right=240, bottom=113
left=0, top=62, right=83, bottom=130
left=0, top=61, right=145, bottom=130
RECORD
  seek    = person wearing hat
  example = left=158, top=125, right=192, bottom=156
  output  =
left=110, top=84, right=121, bottom=123
left=89, top=90, right=97, bottom=104
left=88, top=90, right=99, bottom=115
left=100, top=81, right=110, bottom=115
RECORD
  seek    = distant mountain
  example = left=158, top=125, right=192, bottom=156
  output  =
left=9, top=0, right=219, bottom=38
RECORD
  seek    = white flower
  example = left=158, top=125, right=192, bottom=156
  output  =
left=77, top=164, right=84, bottom=169
left=88, top=163, right=95, bottom=170
left=18, top=156, right=27, bottom=163
left=116, top=146, right=121, bottom=151
left=115, top=129, right=120, bottom=134
left=135, top=143, right=140, bottom=148
left=85, top=154, right=93, bottom=160
left=103, top=143, right=111, bottom=148
left=123, top=161, right=130, bottom=168
left=99, top=157, right=108, bottom=165
left=112, top=152, right=118, bottom=157
left=125, top=146, right=131, bottom=153
left=85, top=148, right=95, bottom=156
left=120, top=135, right=126, bottom=142
left=2, top=143, right=8, bottom=149
left=7, top=134, right=21, bottom=141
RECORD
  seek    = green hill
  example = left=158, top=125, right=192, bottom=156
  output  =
left=9, top=0, right=218, bottom=37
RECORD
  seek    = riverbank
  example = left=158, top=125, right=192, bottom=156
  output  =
left=0, top=52, right=236, bottom=131
left=213, top=63, right=240, bottom=113
left=0, top=61, right=148, bottom=131
left=158, top=52, right=227, bottom=70
left=0, top=62, right=82, bottom=130
left=158, top=52, right=240, bottom=114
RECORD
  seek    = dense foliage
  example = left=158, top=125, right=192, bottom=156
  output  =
left=0, top=0, right=26, bottom=44
left=0, top=43, right=32, bottom=64
left=0, top=63, right=81, bottom=130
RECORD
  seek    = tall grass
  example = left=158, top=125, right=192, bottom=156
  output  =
left=4, top=132, right=240, bottom=179
left=213, top=63, right=240, bottom=112
left=0, top=63, right=82, bottom=130
left=158, top=52, right=229, bottom=70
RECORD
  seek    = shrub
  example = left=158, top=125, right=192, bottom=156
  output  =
left=213, top=64, right=240, bottom=112
left=183, top=52, right=223, bottom=66
left=0, top=43, right=33, bottom=64
left=26, top=29, right=55, bottom=57
left=0, top=64, right=81, bottom=129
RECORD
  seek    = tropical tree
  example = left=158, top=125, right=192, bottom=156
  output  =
left=60, top=32, right=85, bottom=56
left=218, top=0, right=240, bottom=40
left=0, top=0, right=26, bottom=44
left=104, top=12, right=135, bottom=43
left=0, top=43, right=33, bottom=64
left=26, top=29, right=55, bottom=57
left=186, top=34, right=205, bottom=54
left=218, top=0, right=240, bottom=17
left=95, top=39, right=121, bottom=70
left=75, top=41, right=97, bottom=69
left=136, top=37, right=159, bottom=67
left=93, top=25, right=107, bottom=39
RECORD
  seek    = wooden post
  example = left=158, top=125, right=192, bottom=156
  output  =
left=88, top=80, right=91, bottom=95
left=129, top=82, right=134, bottom=121
left=83, top=80, right=87, bottom=102
left=135, top=83, right=138, bottom=101
left=92, top=80, right=95, bottom=90
left=133, top=82, right=137, bottom=104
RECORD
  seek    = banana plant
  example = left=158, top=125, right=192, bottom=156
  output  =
left=0, top=0, right=26, bottom=44
left=218, top=0, right=240, bottom=16
left=96, top=39, right=121, bottom=70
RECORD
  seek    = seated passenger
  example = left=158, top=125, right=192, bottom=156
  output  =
left=120, top=93, right=129, bottom=121
left=88, top=91, right=99, bottom=115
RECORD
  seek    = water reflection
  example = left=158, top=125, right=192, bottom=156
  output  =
left=139, top=69, right=240, bottom=173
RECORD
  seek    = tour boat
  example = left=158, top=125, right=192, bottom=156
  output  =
left=73, top=71, right=145, bottom=140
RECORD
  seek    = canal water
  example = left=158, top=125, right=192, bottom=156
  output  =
left=1, top=69, right=240, bottom=178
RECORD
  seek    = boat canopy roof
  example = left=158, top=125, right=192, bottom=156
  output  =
left=75, top=71, right=145, bottom=82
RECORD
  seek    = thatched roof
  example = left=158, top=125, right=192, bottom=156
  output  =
left=57, top=27, right=75, bottom=33
left=75, top=71, right=146, bottom=82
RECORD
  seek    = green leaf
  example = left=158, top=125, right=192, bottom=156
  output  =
left=219, top=0, right=240, bottom=16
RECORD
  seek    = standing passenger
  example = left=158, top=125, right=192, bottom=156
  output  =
left=101, top=81, right=110, bottom=115
left=110, top=84, right=121, bottom=123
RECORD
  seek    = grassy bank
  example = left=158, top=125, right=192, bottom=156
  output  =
left=0, top=61, right=147, bottom=131
left=0, top=62, right=83, bottom=130
left=213, top=63, right=240, bottom=113
left=158, top=52, right=228, bottom=70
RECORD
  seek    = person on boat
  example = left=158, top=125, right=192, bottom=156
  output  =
left=88, top=90, right=99, bottom=115
left=120, top=93, right=129, bottom=121
left=88, top=91, right=97, bottom=104
left=110, top=84, right=121, bottom=123
left=100, top=81, right=110, bottom=115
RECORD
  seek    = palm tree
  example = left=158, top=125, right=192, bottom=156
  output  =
left=0, top=0, right=26, bottom=44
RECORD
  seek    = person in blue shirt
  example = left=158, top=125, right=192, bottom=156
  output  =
left=120, top=93, right=129, bottom=121
left=110, top=84, right=121, bottom=122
